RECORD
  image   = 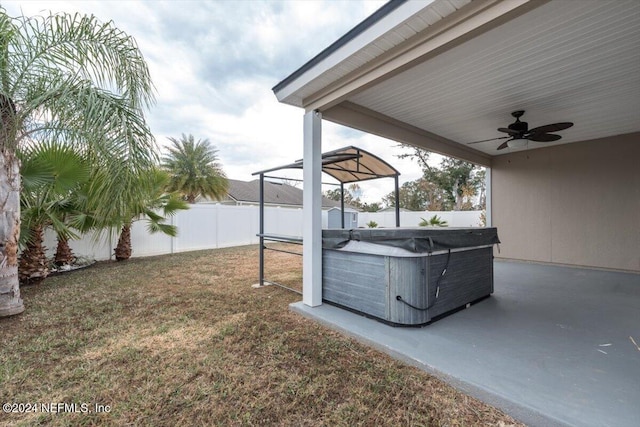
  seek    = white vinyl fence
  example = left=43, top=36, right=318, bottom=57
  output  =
left=358, top=210, right=484, bottom=228
left=42, top=204, right=483, bottom=261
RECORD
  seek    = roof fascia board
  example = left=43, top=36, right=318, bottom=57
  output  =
left=323, top=101, right=492, bottom=167
left=303, top=0, right=547, bottom=112
left=274, top=0, right=430, bottom=104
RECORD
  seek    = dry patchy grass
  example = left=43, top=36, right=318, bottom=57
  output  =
left=0, top=245, right=523, bottom=426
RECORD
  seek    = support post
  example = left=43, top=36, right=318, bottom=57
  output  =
left=394, top=175, right=400, bottom=227
left=340, top=182, right=345, bottom=229
left=259, top=173, right=265, bottom=285
left=303, top=110, right=323, bottom=306
left=485, top=167, right=492, bottom=227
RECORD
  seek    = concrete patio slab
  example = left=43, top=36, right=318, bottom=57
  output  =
left=290, top=260, right=640, bottom=427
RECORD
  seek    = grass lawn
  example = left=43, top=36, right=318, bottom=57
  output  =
left=1, top=245, right=523, bottom=426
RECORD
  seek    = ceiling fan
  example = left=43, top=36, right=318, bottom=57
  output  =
left=467, top=110, right=574, bottom=150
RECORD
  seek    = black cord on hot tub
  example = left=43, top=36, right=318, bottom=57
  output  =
left=396, top=249, right=451, bottom=311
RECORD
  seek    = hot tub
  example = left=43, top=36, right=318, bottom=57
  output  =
left=322, top=227, right=500, bottom=326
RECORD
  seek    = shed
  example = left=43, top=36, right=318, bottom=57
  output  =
left=327, top=207, right=358, bottom=229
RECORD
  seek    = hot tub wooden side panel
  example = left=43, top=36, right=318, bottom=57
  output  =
left=322, top=250, right=387, bottom=320
left=428, top=247, right=494, bottom=319
left=322, top=245, right=495, bottom=326
left=388, top=257, right=430, bottom=325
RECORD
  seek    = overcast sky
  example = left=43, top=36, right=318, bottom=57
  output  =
left=4, top=0, right=426, bottom=203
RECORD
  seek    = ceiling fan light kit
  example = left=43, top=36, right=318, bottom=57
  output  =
left=468, top=110, right=574, bottom=151
left=507, top=138, right=528, bottom=148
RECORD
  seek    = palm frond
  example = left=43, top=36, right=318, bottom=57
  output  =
left=7, top=10, right=154, bottom=109
left=146, top=221, right=178, bottom=237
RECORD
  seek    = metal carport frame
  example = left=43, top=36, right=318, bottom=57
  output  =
left=252, top=145, right=401, bottom=291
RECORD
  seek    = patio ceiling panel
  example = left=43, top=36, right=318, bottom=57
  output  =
left=274, top=0, right=640, bottom=163
left=346, top=0, right=640, bottom=155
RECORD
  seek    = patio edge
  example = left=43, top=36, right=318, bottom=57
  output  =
left=289, top=301, right=570, bottom=427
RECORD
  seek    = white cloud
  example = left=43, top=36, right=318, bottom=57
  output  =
left=3, top=0, right=424, bottom=204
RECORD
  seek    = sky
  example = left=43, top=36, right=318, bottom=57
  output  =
left=3, top=0, right=427, bottom=204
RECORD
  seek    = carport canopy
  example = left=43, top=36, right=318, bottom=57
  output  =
left=253, top=145, right=401, bottom=227
left=254, top=145, right=400, bottom=183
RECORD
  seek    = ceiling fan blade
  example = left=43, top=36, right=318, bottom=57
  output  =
left=528, top=133, right=562, bottom=142
left=467, top=136, right=510, bottom=145
left=497, top=141, right=511, bottom=150
left=498, top=127, right=520, bottom=136
left=528, top=122, right=573, bottom=134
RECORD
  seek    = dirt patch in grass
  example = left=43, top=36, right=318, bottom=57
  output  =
left=0, top=245, right=524, bottom=426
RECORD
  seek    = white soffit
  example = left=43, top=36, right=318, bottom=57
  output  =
left=348, top=0, right=640, bottom=154
left=275, top=0, right=470, bottom=106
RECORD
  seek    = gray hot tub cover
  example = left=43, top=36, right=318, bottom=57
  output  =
left=322, top=227, right=500, bottom=253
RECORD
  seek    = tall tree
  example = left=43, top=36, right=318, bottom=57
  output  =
left=396, top=146, right=486, bottom=211
left=383, top=179, right=448, bottom=211
left=0, top=9, right=156, bottom=316
left=424, top=157, right=479, bottom=210
left=162, top=134, right=229, bottom=203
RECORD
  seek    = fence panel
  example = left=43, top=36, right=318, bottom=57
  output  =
left=129, top=220, right=173, bottom=258
left=358, top=210, right=483, bottom=228
left=216, top=205, right=259, bottom=248
left=264, top=206, right=303, bottom=237
left=43, top=230, right=113, bottom=261
left=174, top=204, right=219, bottom=252
left=38, top=205, right=484, bottom=261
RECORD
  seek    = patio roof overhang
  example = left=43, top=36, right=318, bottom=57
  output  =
left=273, top=0, right=640, bottom=166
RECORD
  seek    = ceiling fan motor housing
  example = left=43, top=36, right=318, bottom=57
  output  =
left=508, top=120, right=528, bottom=133
left=509, top=110, right=528, bottom=135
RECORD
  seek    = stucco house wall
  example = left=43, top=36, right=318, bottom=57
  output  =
left=491, top=132, right=640, bottom=272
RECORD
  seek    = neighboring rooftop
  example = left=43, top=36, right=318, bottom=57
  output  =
left=202, top=179, right=353, bottom=210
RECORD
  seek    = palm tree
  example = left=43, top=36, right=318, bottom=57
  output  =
left=162, top=134, right=229, bottom=203
left=0, top=9, right=156, bottom=316
left=18, top=142, right=90, bottom=285
left=113, top=168, right=189, bottom=261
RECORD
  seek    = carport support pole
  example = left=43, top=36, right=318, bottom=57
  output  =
left=340, top=183, right=345, bottom=229
left=394, top=175, right=400, bottom=227
left=259, top=173, right=264, bottom=286
left=303, top=110, right=323, bottom=307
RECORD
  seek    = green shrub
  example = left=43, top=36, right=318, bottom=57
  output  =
left=418, top=215, right=448, bottom=227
